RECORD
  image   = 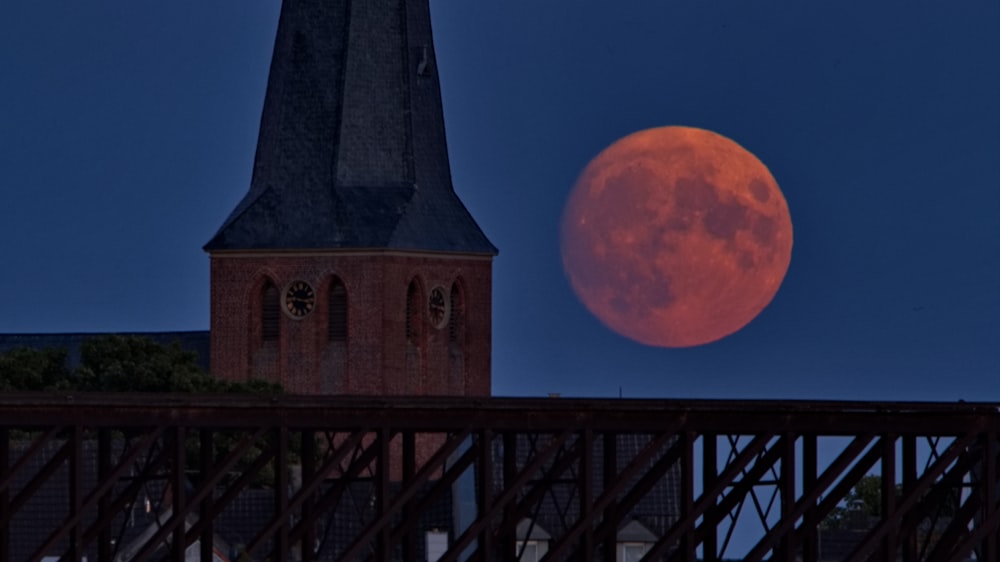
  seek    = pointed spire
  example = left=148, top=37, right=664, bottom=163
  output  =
left=206, top=0, right=496, bottom=255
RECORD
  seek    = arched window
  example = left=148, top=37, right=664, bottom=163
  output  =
left=262, top=281, right=280, bottom=342
left=448, top=282, right=465, bottom=345
left=405, top=278, right=425, bottom=392
left=447, top=280, right=467, bottom=394
left=328, top=278, right=347, bottom=342
left=406, top=280, right=422, bottom=345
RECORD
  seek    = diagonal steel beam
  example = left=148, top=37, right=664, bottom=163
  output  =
left=387, top=434, right=481, bottom=548
left=11, top=438, right=71, bottom=517
left=287, top=431, right=386, bottom=549
left=337, top=429, right=472, bottom=561
left=788, top=435, right=884, bottom=557
left=926, top=483, right=983, bottom=561
left=671, top=435, right=790, bottom=562
left=648, top=433, right=775, bottom=561
left=743, top=434, right=876, bottom=560
left=78, top=438, right=171, bottom=549
left=934, top=498, right=1000, bottom=562
left=593, top=435, right=682, bottom=549
left=893, top=444, right=981, bottom=560
left=258, top=428, right=369, bottom=551
left=496, top=434, right=585, bottom=542
left=542, top=431, right=680, bottom=561
left=31, top=426, right=165, bottom=561
left=165, top=427, right=278, bottom=557
left=0, top=426, right=65, bottom=496
left=845, top=432, right=980, bottom=562
left=131, top=427, right=272, bottom=562
left=438, top=428, right=576, bottom=562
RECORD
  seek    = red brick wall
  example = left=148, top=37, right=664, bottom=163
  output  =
left=209, top=251, right=492, bottom=397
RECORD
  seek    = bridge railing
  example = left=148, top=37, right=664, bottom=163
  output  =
left=1, top=394, right=997, bottom=561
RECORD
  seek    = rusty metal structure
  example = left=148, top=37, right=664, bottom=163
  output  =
left=1, top=394, right=998, bottom=561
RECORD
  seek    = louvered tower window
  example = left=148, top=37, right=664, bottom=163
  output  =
left=328, top=279, right=347, bottom=342
left=406, top=280, right=420, bottom=344
left=262, top=281, right=280, bottom=342
left=448, top=282, right=464, bottom=344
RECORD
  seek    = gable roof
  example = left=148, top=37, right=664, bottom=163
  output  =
left=617, top=519, right=658, bottom=542
left=205, top=0, right=496, bottom=256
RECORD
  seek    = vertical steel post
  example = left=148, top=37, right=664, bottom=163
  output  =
left=681, top=431, right=696, bottom=561
left=982, top=431, right=996, bottom=561
left=0, top=427, right=8, bottom=561
left=702, top=433, right=717, bottom=562
left=200, top=428, right=213, bottom=562
left=502, top=432, right=517, bottom=561
left=779, top=434, right=796, bottom=562
left=603, top=432, right=617, bottom=561
left=172, top=425, right=187, bottom=562
left=98, top=428, right=112, bottom=561
left=881, top=434, right=897, bottom=559
left=402, top=431, right=416, bottom=562
left=801, top=434, right=818, bottom=562
left=70, top=425, right=83, bottom=561
left=301, top=429, right=316, bottom=562
left=275, top=426, right=289, bottom=562
left=580, top=429, right=594, bottom=561
left=377, top=428, right=391, bottom=560
left=477, top=429, right=494, bottom=561
left=902, top=435, right=917, bottom=562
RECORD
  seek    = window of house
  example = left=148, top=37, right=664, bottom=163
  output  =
left=620, top=543, right=649, bottom=562
left=517, top=540, right=548, bottom=562
left=425, top=530, right=448, bottom=562
left=328, top=278, right=347, bottom=342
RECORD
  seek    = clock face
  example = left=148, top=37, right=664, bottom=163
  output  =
left=284, top=280, right=315, bottom=319
left=428, top=286, right=449, bottom=329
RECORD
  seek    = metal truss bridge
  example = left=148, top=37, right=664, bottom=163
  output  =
left=1, top=394, right=998, bottom=561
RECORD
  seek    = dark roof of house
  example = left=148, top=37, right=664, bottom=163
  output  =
left=205, top=0, right=496, bottom=256
left=0, top=331, right=211, bottom=371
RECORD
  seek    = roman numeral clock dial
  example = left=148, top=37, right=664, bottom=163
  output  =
left=284, top=281, right=315, bottom=318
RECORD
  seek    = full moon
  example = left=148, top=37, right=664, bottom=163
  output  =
left=560, top=126, right=793, bottom=347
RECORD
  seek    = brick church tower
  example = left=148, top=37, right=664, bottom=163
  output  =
left=205, top=0, right=496, bottom=396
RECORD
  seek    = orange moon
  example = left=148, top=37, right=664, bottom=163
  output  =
left=560, top=126, right=792, bottom=348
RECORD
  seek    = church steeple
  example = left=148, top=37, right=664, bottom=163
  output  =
left=205, top=0, right=496, bottom=255
left=205, top=0, right=495, bottom=397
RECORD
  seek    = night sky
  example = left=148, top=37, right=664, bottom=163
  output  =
left=1, top=2, right=997, bottom=401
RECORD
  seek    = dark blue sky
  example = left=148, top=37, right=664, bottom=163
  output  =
left=1, top=2, right=997, bottom=400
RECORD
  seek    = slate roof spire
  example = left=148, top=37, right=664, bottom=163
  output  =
left=205, top=0, right=496, bottom=255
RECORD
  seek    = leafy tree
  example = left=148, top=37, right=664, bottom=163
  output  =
left=76, top=335, right=220, bottom=392
left=1, top=335, right=286, bottom=488
left=822, top=475, right=891, bottom=530
left=0, top=346, right=71, bottom=391
left=822, top=474, right=959, bottom=530
left=0, top=334, right=282, bottom=395
left=847, top=474, right=887, bottom=516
